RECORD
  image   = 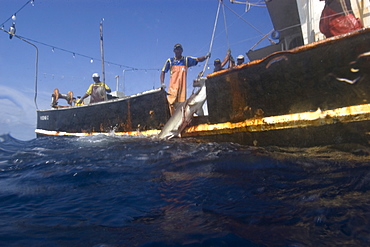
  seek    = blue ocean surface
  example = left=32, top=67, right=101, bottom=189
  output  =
left=0, top=134, right=370, bottom=246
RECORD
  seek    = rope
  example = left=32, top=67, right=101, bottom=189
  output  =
left=223, top=2, right=276, bottom=45
left=340, top=0, right=350, bottom=15
left=249, top=29, right=274, bottom=50
left=222, top=3, right=230, bottom=50
left=230, top=0, right=265, bottom=7
left=0, top=0, right=32, bottom=27
left=199, top=0, right=222, bottom=77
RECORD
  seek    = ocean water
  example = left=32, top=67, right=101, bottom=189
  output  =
left=0, top=134, right=370, bottom=246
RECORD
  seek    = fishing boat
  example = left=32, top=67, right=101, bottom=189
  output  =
left=36, top=88, right=170, bottom=137
left=36, top=20, right=171, bottom=138
left=36, top=0, right=370, bottom=147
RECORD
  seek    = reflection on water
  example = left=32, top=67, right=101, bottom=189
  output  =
left=0, top=134, right=369, bottom=246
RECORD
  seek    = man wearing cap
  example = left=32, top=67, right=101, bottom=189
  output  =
left=236, top=55, right=245, bottom=66
left=77, top=73, right=111, bottom=104
left=214, top=49, right=233, bottom=72
left=160, top=43, right=209, bottom=115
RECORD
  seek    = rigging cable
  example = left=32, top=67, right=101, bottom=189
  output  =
left=249, top=29, right=274, bottom=50
left=222, top=2, right=230, bottom=50
left=223, top=2, right=235, bottom=68
left=13, top=34, right=162, bottom=71
left=0, top=0, right=32, bottom=27
left=223, top=2, right=274, bottom=44
left=199, top=0, right=222, bottom=77
left=230, top=0, right=265, bottom=7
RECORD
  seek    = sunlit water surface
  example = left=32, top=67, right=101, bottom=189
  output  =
left=0, top=134, right=369, bottom=246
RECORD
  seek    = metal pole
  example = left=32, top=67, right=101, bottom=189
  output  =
left=1, top=28, right=39, bottom=109
left=100, top=20, right=105, bottom=84
left=199, top=0, right=222, bottom=77
left=115, top=75, right=119, bottom=91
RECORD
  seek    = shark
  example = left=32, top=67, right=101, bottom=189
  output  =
left=158, top=77, right=207, bottom=140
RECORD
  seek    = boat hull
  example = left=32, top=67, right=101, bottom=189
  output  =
left=36, top=88, right=170, bottom=137
left=183, top=104, right=370, bottom=147
left=206, top=28, right=370, bottom=124
left=183, top=28, right=370, bottom=146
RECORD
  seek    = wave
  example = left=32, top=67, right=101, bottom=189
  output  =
left=1, top=134, right=370, bottom=246
left=0, top=133, right=30, bottom=145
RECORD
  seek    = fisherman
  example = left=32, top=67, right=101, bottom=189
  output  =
left=319, top=0, right=363, bottom=38
left=213, top=49, right=234, bottom=72
left=160, top=43, right=209, bottom=115
left=213, top=59, right=223, bottom=72
left=236, top=54, right=245, bottom=66
left=51, top=88, right=74, bottom=108
left=76, top=73, right=111, bottom=104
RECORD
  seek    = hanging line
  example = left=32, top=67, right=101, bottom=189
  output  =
left=222, top=1, right=235, bottom=68
left=0, top=0, right=32, bottom=27
left=222, top=2, right=275, bottom=44
left=222, top=2, right=230, bottom=50
left=12, top=34, right=159, bottom=71
left=199, top=0, right=222, bottom=78
left=230, top=0, right=265, bottom=7
left=249, top=28, right=274, bottom=51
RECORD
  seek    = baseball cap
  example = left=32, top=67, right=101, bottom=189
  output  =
left=173, top=43, right=183, bottom=50
left=237, top=55, right=244, bottom=60
left=92, top=73, right=100, bottom=78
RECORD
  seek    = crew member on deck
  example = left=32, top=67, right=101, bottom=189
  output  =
left=236, top=55, right=245, bottom=65
left=76, top=73, right=111, bottom=104
left=160, top=43, right=209, bottom=115
left=213, top=49, right=234, bottom=72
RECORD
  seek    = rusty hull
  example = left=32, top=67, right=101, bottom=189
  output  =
left=183, top=103, right=370, bottom=146
left=185, top=28, right=370, bottom=146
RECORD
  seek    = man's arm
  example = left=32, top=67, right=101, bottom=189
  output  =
left=77, top=93, right=89, bottom=103
left=197, top=52, right=211, bottom=62
left=103, top=83, right=111, bottom=93
left=160, top=71, right=166, bottom=88
left=160, top=71, right=165, bottom=83
left=221, top=51, right=231, bottom=68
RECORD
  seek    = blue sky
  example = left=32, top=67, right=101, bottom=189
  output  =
left=0, top=0, right=273, bottom=140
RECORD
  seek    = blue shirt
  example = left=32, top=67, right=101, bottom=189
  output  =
left=162, top=56, right=198, bottom=73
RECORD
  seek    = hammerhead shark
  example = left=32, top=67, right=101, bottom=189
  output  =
left=158, top=77, right=207, bottom=140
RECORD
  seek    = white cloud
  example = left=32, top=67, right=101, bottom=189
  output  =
left=0, top=85, right=38, bottom=140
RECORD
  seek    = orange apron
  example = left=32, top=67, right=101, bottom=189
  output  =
left=168, top=65, right=187, bottom=106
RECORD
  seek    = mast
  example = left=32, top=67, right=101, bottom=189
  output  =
left=100, top=19, right=105, bottom=83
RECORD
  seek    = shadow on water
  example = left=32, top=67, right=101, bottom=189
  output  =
left=0, top=134, right=370, bottom=246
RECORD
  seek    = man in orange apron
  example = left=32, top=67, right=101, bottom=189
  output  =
left=160, top=44, right=209, bottom=115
